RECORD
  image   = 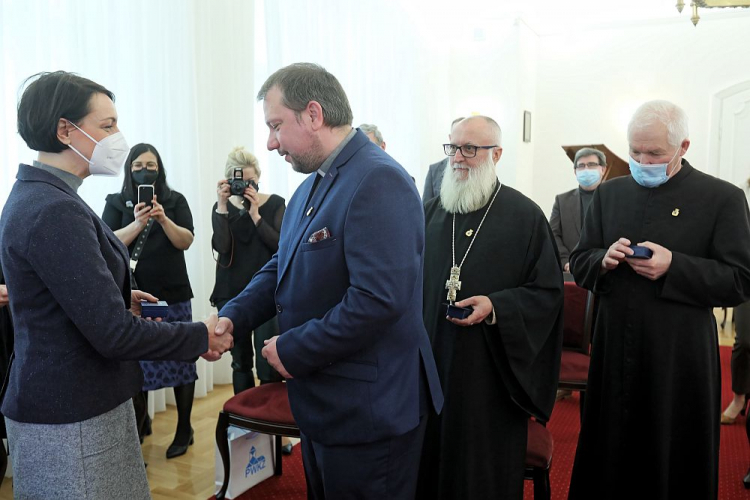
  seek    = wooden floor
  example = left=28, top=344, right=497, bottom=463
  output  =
left=0, top=307, right=738, bottom=499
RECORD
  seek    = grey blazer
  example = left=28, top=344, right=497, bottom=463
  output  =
left=549, top=188, right=582, bottom=267
left=423, top=158, right=448, bottom=201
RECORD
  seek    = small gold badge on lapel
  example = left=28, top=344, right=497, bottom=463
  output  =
left=306, top=207, right=314, bottom=217
left=465, top=229, right=474, bottom=237
left=672, top=208, right=680, bottom=217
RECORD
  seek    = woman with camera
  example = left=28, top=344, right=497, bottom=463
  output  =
left=211, top=147, right=286, bottom=393
left=0, top=71, right=230, bottom=499
left=102, top=143, right=199, bottom=459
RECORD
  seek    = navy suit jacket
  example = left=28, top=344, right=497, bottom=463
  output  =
left=0, top=165, right=207, bottom=424
left=221, top=130, right=443, bottom=445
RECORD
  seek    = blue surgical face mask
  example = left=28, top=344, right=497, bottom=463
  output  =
left=628, top=147, right=681, bottom=188
left=576, top=169, right=601, bottom=188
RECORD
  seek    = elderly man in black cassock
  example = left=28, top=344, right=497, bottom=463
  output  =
left=568, top=100, right=750, bottom=499
left=417, top=116, right=563, bottom=499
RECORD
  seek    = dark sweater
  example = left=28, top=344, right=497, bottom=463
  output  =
left=0, top=165, right=207, bottom=424
left=210, top=195, right=285, bottom=304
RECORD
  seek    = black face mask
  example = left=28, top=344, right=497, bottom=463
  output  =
left=132, top=169, right=158, bottom=185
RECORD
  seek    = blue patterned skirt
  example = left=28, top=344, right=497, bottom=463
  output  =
left=140, top=300, right=198, bottom=391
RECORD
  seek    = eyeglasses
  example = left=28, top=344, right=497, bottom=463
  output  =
left=132, top=161, right=158, bottom=170
left=574, top=162, right=601, bottom=170
left=443, top=144, right=497, bottom=158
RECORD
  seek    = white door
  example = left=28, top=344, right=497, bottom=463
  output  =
left=712, top=81, right=750, bottom=190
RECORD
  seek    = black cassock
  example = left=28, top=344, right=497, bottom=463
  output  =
left=417, top=183, right=563, bottom=500
left=569, top=161, right=750, bottom=499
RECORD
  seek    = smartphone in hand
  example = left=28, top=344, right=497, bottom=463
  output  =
left=138, top=185, right=155, bottom=208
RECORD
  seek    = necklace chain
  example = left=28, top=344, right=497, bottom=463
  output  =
left=452, top=184, right=501, bottom=269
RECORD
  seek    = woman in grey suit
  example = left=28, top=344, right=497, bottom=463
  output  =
left=0, top=71, right=232, bottom=499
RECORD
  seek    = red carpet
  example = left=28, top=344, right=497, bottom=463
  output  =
left=211, top=346, right=750, bottom=499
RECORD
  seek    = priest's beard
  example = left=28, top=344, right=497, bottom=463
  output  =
left=440, top=156, right=498, bottom=214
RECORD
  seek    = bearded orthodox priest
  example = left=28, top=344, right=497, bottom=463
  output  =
left=417, top=116, right=564, bottom=500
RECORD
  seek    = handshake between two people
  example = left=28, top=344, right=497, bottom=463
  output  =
left=202, top=313, right=234, bottom=361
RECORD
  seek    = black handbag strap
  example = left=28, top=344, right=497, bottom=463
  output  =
left=129, top=218, right=155, bottom=289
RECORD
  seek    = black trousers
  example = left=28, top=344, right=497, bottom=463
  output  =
left=300, top=416, right=427, bottom=500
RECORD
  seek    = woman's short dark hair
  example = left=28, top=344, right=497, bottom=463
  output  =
left=17, top=71, right=115, bottom=153
left=120, top=143, right=172, bottom=203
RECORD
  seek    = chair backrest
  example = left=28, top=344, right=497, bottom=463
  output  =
left=562, top=281, right=594, bottom=354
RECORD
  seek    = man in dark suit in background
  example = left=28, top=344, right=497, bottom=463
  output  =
left=215, top=63, right=443, bottom=499
left=422, top=116, right=464, bottom=201
left=549, top=147, right=607, bottom=273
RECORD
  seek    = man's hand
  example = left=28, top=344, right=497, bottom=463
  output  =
left=626, top=241, right=672, bottom=280
left=601, top=237, right=633, bottom=272
left=262, top=336, right=293, bottom=378
left=447, top=295, right=493, bottom=327
left=0, top=284, right=8, bottom=308
left=214, top=317, right=235, bottom=337
left=202, top=313, right=233, bottom=361
left=564, top=262, right=571, bottom=273
left=130, top=290, right=160, bottom=319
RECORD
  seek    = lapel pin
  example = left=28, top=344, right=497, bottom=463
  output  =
left=672, top=208, right=680, bottom=217
left=465, top=229, right=474, bottom=237
left=306, top=207, right=314, bottom=217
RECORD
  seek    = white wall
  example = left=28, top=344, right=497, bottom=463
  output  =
left=531, top=12, right=750, bottom=218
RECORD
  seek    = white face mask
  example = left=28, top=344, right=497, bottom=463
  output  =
left=66, top=121, right=130, bottom=176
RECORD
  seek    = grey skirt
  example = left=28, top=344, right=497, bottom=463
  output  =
left=5, top=400, right=151, bottom=499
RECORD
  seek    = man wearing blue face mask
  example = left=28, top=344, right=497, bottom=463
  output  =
left=549, top=147, right=607, bottom=274
left=568, top=100, right=750, bottom=499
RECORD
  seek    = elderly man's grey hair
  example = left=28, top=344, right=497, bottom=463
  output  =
left=573, top=147, right=607, bottom=168
left=627, top=100, right=689, bottom=148
left=453, top=116, right=503, bottom=147
left=358, top=123, right=384, bottom=146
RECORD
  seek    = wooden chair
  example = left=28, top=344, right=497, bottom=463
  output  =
left=559, top=281, right=595, bottom=418
left=524, top=419, right=553, bottom=499
left=215, top=382, right=299, bottom=500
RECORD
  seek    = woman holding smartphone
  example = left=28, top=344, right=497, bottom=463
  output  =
left=102, top=143, right=198, bottom=459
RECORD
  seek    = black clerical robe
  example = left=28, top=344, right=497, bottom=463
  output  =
left=568, top=161, right=750, bottom=499
left=417, top=183, right=563, bottom=500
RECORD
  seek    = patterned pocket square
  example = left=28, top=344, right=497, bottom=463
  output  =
left=308, top=227, right=332, bottom=243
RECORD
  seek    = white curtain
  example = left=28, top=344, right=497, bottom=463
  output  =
left=0, top=0, right=266, bottom=421
left=255, top=0, right=443, bottom=194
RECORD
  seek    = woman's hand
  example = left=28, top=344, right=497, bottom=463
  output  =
left=244, top=185, right=261, bottom=223
left=0, top=284, right=8, bottom=308
left=149, top=194, right=194, bottom=250
left=130, top=290, right=162, bottom=320
left=150, top=196, right=168, bottom=225
left=217, top=180, right=230, bottom=211
left=133, top=202, right=152, bottom=229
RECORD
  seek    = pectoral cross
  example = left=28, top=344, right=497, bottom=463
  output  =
left=445, top=266, right=462, bottom=303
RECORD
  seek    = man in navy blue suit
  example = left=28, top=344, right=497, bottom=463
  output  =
left=216, top=63, right=443, bottom=499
